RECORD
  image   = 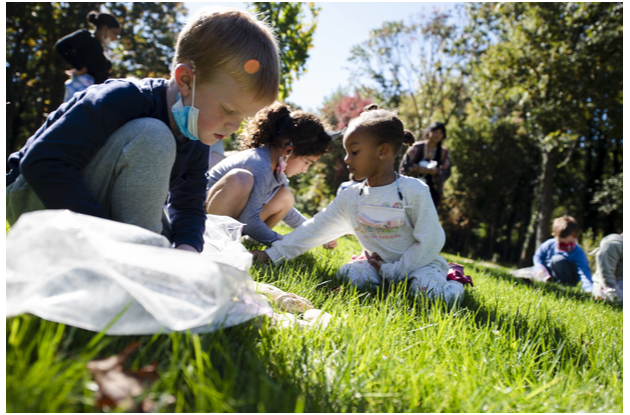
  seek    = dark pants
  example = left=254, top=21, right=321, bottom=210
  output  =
left=545, top=254, right=579, bottom=286
left=428, top=185, right=442, bottom=207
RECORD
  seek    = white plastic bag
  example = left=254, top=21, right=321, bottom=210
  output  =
left=6, top=210, right=272, bottom=335
left=509, top=264, right=551, bottom=282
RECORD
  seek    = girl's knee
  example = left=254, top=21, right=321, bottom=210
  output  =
left=223, top=169, right=255, bottom=193
left=274, top=186, right=295, bottom=208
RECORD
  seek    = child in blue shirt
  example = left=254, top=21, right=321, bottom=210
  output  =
left=6, top=7, right=280, bottom=253
left=533, top=215, right=593, bottom=292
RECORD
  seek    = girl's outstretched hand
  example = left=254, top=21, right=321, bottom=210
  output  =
left=365, top=251, right=384, bottom=272
left=252, top=249, right=270, bottom=264
left=322, top=239, right=338, bottom=250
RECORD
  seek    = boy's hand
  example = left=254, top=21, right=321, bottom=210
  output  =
left=252, top=250, right=270, bottom=263
left=365, top=251, right=384, bottom=272
left=322, top=239, right=338, bottom=250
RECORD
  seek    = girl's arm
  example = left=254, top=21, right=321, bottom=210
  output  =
left=378, top=183, right=446, bottom=282
left=265, top=192, right=354, bottom=264
left=281, top=206, right=308, bottom=229
left=239, top=192, right=284, bottom=246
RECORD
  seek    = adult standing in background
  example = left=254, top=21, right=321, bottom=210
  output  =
left=398, top=122, right=451, bottom=207
left=56, top=11, right=121, bottom=102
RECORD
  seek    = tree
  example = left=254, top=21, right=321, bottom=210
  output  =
left=320, top=91, right=373, bottom=130
left=463, top=3, right=623, bottom=262
left=347, top=10, right=468, bottom=136
left=6, top=2, right=186, bottom=167
left=247, top=2, right=319, bottom=101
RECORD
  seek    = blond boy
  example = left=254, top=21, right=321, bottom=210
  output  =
left=7, top=7, right=279, bottom=253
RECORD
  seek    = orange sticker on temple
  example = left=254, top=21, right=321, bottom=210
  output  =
left=244, top=59, right=260, bottom=74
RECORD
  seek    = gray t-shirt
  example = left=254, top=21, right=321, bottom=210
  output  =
left=207, top=146, right=307, bottom=245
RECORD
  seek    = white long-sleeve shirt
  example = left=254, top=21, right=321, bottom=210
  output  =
left=266, top=175, right=449, bottom=281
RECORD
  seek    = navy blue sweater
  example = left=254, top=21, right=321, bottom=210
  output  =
left=56, top=29, right=112, bottom=84
left=7, top=78, right=209, bottom=252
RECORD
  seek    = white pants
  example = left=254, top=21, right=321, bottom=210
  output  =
left=337, top=259, right=465, bottom=305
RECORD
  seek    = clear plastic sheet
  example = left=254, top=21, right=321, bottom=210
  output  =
left=509, top=264, right=551, bottom=282
left=6, top=210, right=272, bottom=335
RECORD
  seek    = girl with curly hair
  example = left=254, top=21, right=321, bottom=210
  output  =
left=206, top=101, right=336, bottom=246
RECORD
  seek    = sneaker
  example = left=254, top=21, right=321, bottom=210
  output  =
left=447, top=262, right=474, bottom=286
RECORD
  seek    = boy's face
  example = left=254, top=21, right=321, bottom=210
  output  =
left=178, top=70, right=267, bottom=146
left=556, top=234, right=577, bottom=245
left=555, top=234, right=578, bottom=252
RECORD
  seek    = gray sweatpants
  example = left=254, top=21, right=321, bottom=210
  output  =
left=337, top=259, right=465, bottom=305
left=7, top=118, right=177, bottom=236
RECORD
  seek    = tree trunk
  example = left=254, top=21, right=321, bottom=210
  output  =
left=462, top=222, right=473, bottom=258
left=487, top=202, right=500, bottom=259
left=535, top=147, right=558, bottom=246
left=518, top=149, right=542, bottom=268
left=503, top=207, right=516, bottom=263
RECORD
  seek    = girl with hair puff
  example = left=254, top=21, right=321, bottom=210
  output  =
left=206, top=101, right=336, bottom=246
left=254, top=105, right=469, bottom=305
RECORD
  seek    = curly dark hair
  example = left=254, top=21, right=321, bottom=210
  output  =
left=239, top=101, right=333, bottom=156
left=346, top=104, right=415, bottom=153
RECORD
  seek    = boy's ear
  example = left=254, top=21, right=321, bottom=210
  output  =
left=174, top=63, right=195, bottom=97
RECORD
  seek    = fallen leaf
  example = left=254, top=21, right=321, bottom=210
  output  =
left=86, top=342, right=171, bottom=412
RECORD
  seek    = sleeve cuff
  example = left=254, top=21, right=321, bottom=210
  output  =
left=266, top=246, right=287, bottom=265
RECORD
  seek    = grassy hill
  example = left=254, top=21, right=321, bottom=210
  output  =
left=6, top=229, right=623, bottom=412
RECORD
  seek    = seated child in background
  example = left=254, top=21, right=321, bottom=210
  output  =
left=253, top=104, right=470, bottom=305
left=533, top=215, right=593, bottom=292
left=591, top=233, right=623, bottom=304
left=206, top=101, right=337, bottom=247
left=6, top=7, right=280, bottom=253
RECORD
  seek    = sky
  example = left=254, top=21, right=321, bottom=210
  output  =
left=183, top=2, right=462, bottom=112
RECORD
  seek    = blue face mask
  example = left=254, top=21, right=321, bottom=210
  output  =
left=171, top=75, right=200, bottom=141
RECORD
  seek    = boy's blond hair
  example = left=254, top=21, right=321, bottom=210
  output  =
left=552, top=215, right=580, bottom=238
left=173, top=6, right=279, bottom=104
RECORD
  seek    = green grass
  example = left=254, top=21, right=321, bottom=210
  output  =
left=6, top=227, right=623, bottom=412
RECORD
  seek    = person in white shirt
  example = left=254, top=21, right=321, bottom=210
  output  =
left=253, top=104, right=469, bottom=304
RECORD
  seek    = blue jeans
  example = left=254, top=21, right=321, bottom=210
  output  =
left=546, top=254, right=579, bottom=286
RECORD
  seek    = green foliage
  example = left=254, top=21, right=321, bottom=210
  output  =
left=463, top=2, right=623, bottom=245
left=107, top=2, right=186, bottom=79
left=6, top=2, right=187, bottom=164
left=591, top=172, right=623, bottom=215
left=6, top=231, right=623, bottom=412
left=247, top=2, right=319, bottom=101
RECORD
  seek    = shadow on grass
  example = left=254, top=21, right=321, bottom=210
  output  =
left=6, top=313, right=325, bottom=412
left=470, top=263, right=613, bottom=306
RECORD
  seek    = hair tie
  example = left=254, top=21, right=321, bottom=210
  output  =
left=277, top=113, right=292, bottom=135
